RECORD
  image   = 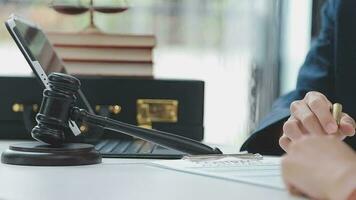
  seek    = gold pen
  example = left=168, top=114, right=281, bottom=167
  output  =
left=332, top=103, right=342, bottom=126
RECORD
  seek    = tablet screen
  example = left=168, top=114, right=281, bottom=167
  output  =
left=13, top=18, right=64, bottom=74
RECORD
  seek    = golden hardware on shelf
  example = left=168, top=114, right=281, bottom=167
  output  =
left=12, top=103, right=40, bottom=113
left=95, top=105, right=101, bottom=112
left=32, top=104, right=39, bottom=112
left=108, top=105, right=122, bottom=114
left=12, top=103, right=24, bottom=113
left=95, top=105, right=122, bottom=115
left=137, top=99, right=178, bottom=129
left=80, top=124, right=89, bottom=133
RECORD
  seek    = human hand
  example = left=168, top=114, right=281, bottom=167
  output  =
left=279, top=91, right=355, bottom=152
left=281, top=136, right=356, bottom=200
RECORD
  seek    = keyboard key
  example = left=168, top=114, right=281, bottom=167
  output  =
left=95, top=139, right=110, bottom=151
left=100, top=140, right=121, bottom=153
left=111, top=140, right=131, bottom=154
left=139, top=142, right=156, bottom=154
left=124, top=140, right=145, bottom=154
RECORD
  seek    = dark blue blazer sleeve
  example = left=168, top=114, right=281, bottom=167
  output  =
left=240, top=0, right=337, bottom=154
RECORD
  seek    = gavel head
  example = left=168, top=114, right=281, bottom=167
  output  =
left=31, top=73, right=81, bottom=146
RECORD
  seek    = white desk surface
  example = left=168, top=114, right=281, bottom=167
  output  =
left=0, top=140, right=301, bottom=200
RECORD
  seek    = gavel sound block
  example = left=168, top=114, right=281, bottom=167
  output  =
left=1, top=73, right=101, bottom=166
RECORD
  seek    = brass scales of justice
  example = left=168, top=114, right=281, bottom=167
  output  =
left=49, top=0, right=129, bottom=32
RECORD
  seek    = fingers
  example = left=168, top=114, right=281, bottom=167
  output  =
left=304, top=92, right=337, bottom=134
left=339, top=113, right=356, bottom=136
left=290, top=100, right=325, bottom=135
left=283, top=118, right=304, bottom=139
left=279, top=135, right=291, bottom=152
left=281, top=91, right=356, bottom=152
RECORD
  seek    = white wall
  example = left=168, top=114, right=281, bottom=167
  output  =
left=280, top=0, right=313, bottom=95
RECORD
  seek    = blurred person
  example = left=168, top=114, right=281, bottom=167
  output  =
left=241, top=0, right=356, bottom=155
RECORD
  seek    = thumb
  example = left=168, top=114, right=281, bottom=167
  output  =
left=339, top=113, right=355, bottom=136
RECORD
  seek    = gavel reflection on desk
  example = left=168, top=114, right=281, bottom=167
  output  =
left=1, top=73, right=222, bottom=166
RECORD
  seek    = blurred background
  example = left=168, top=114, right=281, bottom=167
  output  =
left=0, top=0, right=324, bottom=148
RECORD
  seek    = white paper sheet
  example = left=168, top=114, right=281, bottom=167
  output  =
left=150, top=156, right=285, bottom=190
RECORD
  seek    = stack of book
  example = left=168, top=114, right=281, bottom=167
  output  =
left=46, top=32, right=155, bottom=77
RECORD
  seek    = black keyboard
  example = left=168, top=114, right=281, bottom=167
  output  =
left=95, top=139, right=185, bottom=159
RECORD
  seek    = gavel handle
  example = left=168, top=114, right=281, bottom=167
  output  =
left=71, top=107, right=222, bottom=155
